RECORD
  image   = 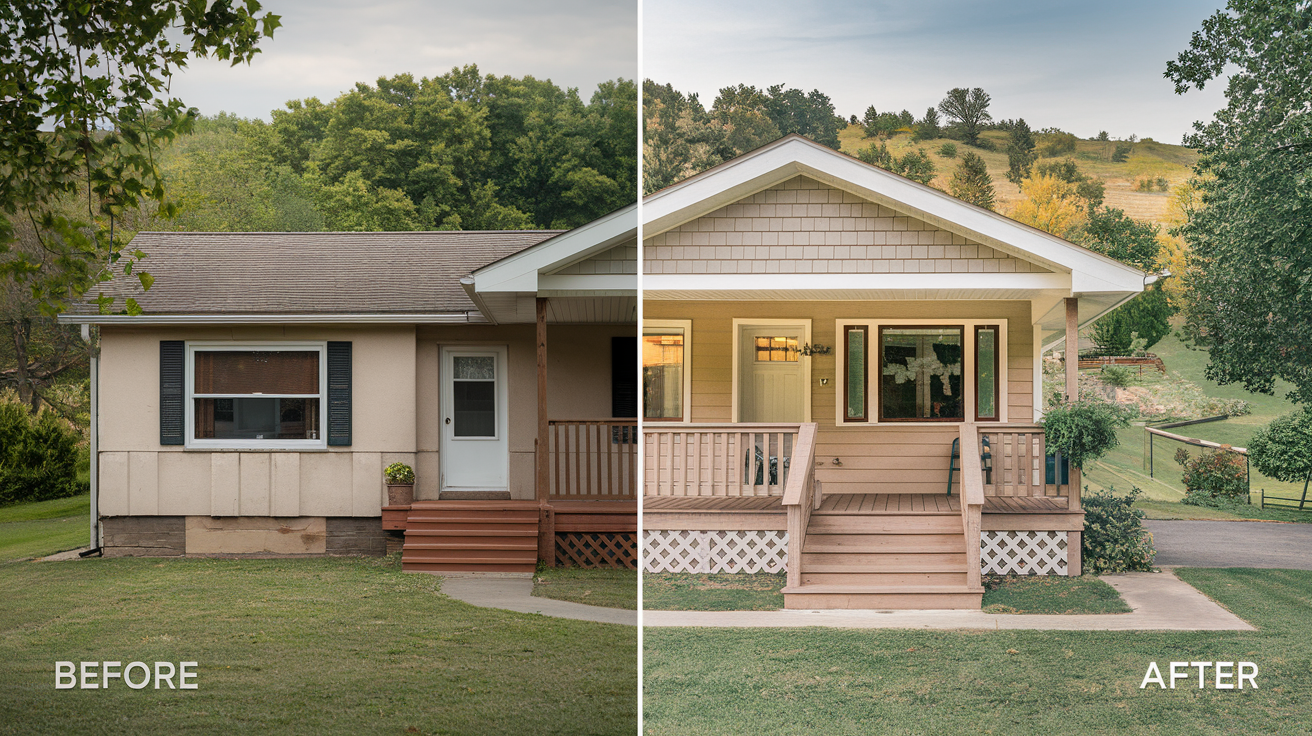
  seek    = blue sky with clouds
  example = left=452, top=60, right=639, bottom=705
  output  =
left=169, top=0, right=637, bottom=120
left=643, top=0, right=1229, bottom=143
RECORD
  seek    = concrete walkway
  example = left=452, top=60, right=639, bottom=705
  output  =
left=1145, top=519, right=1312, bottom=570
left=642, top=570, right=1254, bottom=631
left=438, top=574, right=637, bottom=626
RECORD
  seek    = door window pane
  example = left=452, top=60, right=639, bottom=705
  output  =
left=976, top=326, right=998, bottom=420
left=453, top=380, right=496, bottom=437
left=845, top=326, right=867, bottom=421
left=453, top=356, right=495, bottom=380
left=754, top=336, right=799, bottom=362
left=643, top=333, right=684, bottom=420
left=880, top=327, right=964, bottom=420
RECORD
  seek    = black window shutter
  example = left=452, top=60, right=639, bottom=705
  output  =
left=611, top=336, right=637, bottom=418
left=327, top=341, right=352, bottom=446
left=159, top=341, right=185, bottom=445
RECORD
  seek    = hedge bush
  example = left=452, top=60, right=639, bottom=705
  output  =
left=1082, top=487, right=1156, bottom=573
left=0, top=398, right=86, bottom=506
left=1175, top=447, right=1248, bottom=507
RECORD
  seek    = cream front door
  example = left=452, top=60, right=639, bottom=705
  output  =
left=439, top=346, right=509, bottom=491
left=738, top=325, right=807, bottom=422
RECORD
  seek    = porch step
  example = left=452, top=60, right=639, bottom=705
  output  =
left=806, top=515, right=961, bottom=534
left=800, top=552, right=967, bottom=568
left=800, top=571, right=968, bottom=586
left=801, top=560, right=965, bottom=574
left=401, top=502, right=540, bottom=573
left=804, top=533, right=966, bottom=554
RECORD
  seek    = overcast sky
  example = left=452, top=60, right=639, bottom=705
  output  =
left=643, top=0, right=1229, bottom=143
left=169, top=0, right=638, bottom=120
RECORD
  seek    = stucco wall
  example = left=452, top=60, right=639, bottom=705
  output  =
left=643, top=299, right=1034, bottom=495
left=414, top=323, right=633, bottom=501
left=97, top=325, right=418, bottom=518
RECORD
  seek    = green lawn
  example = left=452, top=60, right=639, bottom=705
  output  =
left=0, top=494, right=90, bottom=562
left=643, top=573, right=786, bottom=611
left=1081, top=329, right=1312, bottom=522
left=532, top=566, right=637, bottom=610
left=644, top=568, right=1310, bottom=735
left=0, top=554, right=636, bottom=735
left=982, top=575, right=1130, bottom=615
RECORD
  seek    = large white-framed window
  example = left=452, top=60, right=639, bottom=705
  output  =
left=835, top=319, right=1008, bottom=425
left=642, top=319, right=692, bottom=423
left=185, top=341, right=328, bottom=450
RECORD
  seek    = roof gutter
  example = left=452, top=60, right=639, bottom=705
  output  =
left=459, top=277, right=499, bottom=325
left=56, top=313, right=488, bottom=326
left=1041, top=270, right=1173, bottom=353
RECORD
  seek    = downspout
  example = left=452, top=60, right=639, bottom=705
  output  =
left=79, top=324, right=101, bottom=556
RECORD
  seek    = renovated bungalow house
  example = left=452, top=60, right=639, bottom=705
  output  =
left=641, top=136, right=1156, bottom=609
left=60, top=205, right=637, bottom=572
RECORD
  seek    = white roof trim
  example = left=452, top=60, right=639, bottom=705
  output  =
left=57, top=313, right=487, bottom=325
left=643, top=135, right=1147, bottom=295
left=472, top=203, right=637, bottom=294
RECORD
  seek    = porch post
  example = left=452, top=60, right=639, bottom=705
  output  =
left=1064, top=297, right=1079, bottom=402
left=536, top=297, right=554, bottom=565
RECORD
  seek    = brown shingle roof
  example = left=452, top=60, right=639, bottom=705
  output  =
left=82, top=230, right=562, bottom=315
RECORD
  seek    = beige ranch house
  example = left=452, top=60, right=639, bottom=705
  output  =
left=61, top=206, right=638, bottom=571
left=641, top=136, right=1155, bottom=609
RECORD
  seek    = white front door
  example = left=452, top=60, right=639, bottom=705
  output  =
left=738, top=325, right=807, bottom=422
left=440, top=346, right=509, bottom=491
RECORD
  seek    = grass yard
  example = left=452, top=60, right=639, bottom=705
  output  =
left=0, top=555, right=636, bottom=735
left=982, top=575, right=1131, bottom=615
left=1080, top=329, right=1312, bottom=523
left=643, top=573, right=786, bottom=611
left=532, top=566, right=637, bottom=610
left=644, top=568, right=1311, bottom=735
left=0, top=494, right=90, bottom=562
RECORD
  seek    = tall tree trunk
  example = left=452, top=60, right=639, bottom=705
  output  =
left=9, top=317, right=39, bottom=413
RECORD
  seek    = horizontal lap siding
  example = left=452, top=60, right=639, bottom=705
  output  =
left=644, top=299, right=1034, bottom=494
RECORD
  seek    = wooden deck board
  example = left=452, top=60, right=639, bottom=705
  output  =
left=645, top=494, right=1072, bottom=515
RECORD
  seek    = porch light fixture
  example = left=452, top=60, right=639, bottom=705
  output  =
left=801, top=342, right=831, bottom=357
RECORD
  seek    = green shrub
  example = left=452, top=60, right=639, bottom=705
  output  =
left=384, top=462, right=415, bottom=484
left=1249, top=408, right=1312, bottom=494
left=1092, top=285, right=1173, bottom=353
left=1038, top=131, right=1078, bottom=157
left=0, top=398, right=86, bottom=506
left=1099, top=364, right=1135, bottom=388
left=937, top=142, right=957, bottom=158
left=1042, top=400, right=1130, bottom=468
left=1112, top=142, right=1133, bottom=162
left=1082, top=487, right=1156, bottom=573
left=1175, top=447, right=1248, bottom=506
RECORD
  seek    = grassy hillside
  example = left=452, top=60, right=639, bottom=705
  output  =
left=837, top=124, right=1197, bottom=230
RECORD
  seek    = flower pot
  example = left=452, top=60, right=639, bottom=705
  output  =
left=387, top=483, right=414, bottom=506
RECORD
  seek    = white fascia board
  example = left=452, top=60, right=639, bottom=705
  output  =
left=644, top=272, right=1071, bottom=294
left=644, top=136, right=1147, bottom=294
left=473, top=204, right=637, bottom=293
left=537, top=274, right=636, bottom=294
left=56, top=313, right=485, bottom=325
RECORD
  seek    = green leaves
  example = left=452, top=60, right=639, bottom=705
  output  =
left=1081, top=487, right=1156, bottom=574
left=0, top=0, right=279, bottom=313
left=1042, top=400, right=1131, bottom=469
left=1249, top=408, right=1312, bottom=484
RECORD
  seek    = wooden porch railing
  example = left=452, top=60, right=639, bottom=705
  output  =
left=977, top=424, right=1080, bottom=509
left=959, top=424, right=984, bottom=591
left=782, top=423, right=820, bottom=590
left=643, top=423, right=801, bottom=497
left=548, top=420, right=638, bottom=498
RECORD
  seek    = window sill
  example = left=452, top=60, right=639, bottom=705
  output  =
left=180, top=446, right=333, bottom=453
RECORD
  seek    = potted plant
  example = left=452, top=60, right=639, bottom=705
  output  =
left=384, top=462, right=415, bottom=506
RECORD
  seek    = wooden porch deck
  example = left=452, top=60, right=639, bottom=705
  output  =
left=643, top=493, right=1072, bottom=515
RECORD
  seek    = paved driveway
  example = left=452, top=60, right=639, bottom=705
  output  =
left=1144, top=520, right=1312, bottom=570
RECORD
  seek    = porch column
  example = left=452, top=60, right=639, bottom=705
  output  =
left=535, top=297, right=555, bottom=565
left=1064, top=297, right=1079, bottom=402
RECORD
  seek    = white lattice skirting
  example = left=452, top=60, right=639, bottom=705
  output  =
left=643, top=530, right=788, bottom=573
left=982, top=531, right=1068, bottom=575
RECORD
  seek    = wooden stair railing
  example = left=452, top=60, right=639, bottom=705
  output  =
left=958, top=424, right=985, bottom=591
left=781, top=423, right=820, bottom=590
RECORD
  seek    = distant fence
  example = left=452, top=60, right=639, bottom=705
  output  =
left=1079, top=353, right=1166, bottom=374
left=1143, top=416, right=1251, bottom=501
